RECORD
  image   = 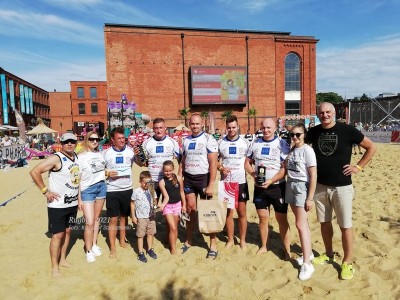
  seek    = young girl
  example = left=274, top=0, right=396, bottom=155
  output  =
left=158, top=160, right=186, bottom=255
left=284, top=123, right=317, bottom=281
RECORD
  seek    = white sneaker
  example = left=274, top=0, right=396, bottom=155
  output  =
left=298, top=263, right=315, bottom=281
left=91, top=245, right=102, bottom=257
left=296, top=253, right=315, bottom=266
left=86, top=250, right=96, bottom=263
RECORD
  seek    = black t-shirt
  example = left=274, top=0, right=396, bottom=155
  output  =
left=307, top=122, right=364, bottom=186
left=164, top=177, right=181, bottom=204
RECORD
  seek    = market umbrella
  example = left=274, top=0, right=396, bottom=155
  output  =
left=174, top=123, right=186, bottom=131
left=27, top=121, right=57, bottom=135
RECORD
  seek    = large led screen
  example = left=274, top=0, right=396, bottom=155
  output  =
left=190, top=66, right=247, bottom=105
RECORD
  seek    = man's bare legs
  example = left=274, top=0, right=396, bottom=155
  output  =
left=256, top=208, right=270, bottom=254
left=225, top=202, right=247, bottom=250
left=184, top=193, right=197, bottom=248
left=119, top=216, right=128, bottom=248
left=225, top=208, right=235, bottom=248
left=49, top=228, right=72, bottom=277
left=320, top=221, right=334, bottom=257
left=341, top=226, right=353, bottom=263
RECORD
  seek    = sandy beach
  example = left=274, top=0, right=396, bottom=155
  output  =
left=0, top=143, right=399, bottom=299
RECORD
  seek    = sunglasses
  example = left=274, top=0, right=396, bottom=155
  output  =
left=290, top=132, right=304, bottom=138
left=88, top=137, right=100, bottom=142
left=61, top=139, right=77, bottom=145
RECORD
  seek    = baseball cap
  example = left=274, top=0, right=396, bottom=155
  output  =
left=60, top=133, right=77, bottom=142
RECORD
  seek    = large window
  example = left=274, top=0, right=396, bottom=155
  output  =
left=90, top=87, right=97, bottom=98
left=91, top=103, right=98, bottom=114
left=78, top=103, right=86, bottom=115
left=77, top=87, right=84, bottom=98
left=285, top=101, right=300, bottom=115
left=285, top=53, right=300, bottom=91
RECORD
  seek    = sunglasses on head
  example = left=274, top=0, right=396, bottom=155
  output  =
left=88, top=137, right=100, bottom=142
left=290, top=132, right=304, bottom=138
left=61, top=139, right=77, bottom=145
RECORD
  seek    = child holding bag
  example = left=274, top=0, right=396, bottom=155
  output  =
left=158, top=160, right=186, bottom=255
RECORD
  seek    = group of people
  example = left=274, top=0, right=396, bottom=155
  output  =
left=30, top=102, right=376, bottom=281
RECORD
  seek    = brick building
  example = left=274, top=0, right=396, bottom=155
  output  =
left=0, top=67, right=50, bottom=128
left=104, top=24, right=318, bottom=132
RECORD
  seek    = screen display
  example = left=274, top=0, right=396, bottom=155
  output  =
left=190, top=66, right=247, bottom=105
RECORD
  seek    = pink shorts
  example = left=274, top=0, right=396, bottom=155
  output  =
left=162, top=202, right=182, bottom=216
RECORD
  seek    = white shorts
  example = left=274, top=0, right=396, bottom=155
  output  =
left=314, top=183, right=354, bottom=228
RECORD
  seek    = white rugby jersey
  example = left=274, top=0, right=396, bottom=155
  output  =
left=142, top=135, right=181, bottom=182
left=183, top=132, right=218, bottom=175
left=48, top=152, right=80, bottom=208
left=102, top=145, right=135, bottom=192
left=247, top=136, right=290, bottom=184
left=218, top=136, right=250, bottom=184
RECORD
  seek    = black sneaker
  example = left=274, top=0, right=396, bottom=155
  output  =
left=137, top=252, right=147, bottom=263
left=147, top=248, right=157, bottom=259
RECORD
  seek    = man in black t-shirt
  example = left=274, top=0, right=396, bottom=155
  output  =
left=307, top=102, right=376, bottom=280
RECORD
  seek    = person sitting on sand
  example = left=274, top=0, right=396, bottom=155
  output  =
left=30, top=133, right=80, bottom=277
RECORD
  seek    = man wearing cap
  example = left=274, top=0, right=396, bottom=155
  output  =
left=30, top=133, right=80, bottom=277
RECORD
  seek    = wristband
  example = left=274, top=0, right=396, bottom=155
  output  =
left=355, top=164, right=363, bottom=171
left=41, top=186, right=48, bottom=194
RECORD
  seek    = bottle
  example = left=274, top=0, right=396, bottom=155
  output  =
left=257, top=165, right=266, bottom=185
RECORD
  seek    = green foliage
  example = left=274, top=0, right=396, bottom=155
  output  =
left=316, top=92, right=344, bottom=104
left=178, top=107, right=191, bottom=126
left=248, top=107, right=257, bottom=131
left=221, top=109, right=233, bottom=120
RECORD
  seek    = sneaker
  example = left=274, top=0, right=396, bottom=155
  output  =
left=312, top=253, right=335, bottom=265
left=340, top=262, right=355, bottom=280
left=91, top=245, right=102, bottom=257
left=147, top=248, right=157, bottom=259
left=298, top=263, right=315, bottom=281
left=296, top=253, right=315, bottom=266
left=137, top=252, right=147, bottom=263
left=86, top=250, right=96, bottom=263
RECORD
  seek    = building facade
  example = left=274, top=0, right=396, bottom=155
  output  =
left=104, top=24, right=318, bottom=132
left=0, top=67, right=50, bottom=128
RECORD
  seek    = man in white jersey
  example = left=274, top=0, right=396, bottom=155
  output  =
left=180, top=114, right=219, bottom=258
left=218, top=115, right=250, bottom=250
left=103, top=127, right=139, bottom=258
left=136, top=118, right=181, bottom=203
left=245, top=118, right=291, bottom=259
left=30, top=133, right=80, bottom=277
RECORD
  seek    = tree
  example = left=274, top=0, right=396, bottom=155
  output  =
left=200, top=110, right=209, bottom=130
left=221, top=109, right=233, bottom=121
left=316, top=92, right=344, bottom=104
left=178, top=107, right=191, bottom=126
left=248, top=107, right=257, bottom=132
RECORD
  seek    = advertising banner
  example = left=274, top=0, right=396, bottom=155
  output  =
left=1, top=74, right=8, bottom=124
left=0, top=144, right=28, bottom=160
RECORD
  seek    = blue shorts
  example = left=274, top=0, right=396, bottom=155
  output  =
left=81, top=181, right=107, bottom=202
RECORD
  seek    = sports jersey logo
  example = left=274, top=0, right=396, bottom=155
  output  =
left=318, top=134, right=338, bottom=156
left=115, top=156, right=124, bottom=164
left=188, top=143, right=196, bottom=150
left=156, top=146, right=164, bottom=153
left=62, top=157, right=67, bottom=161
left=261, top=147, right=270, bottom=155
left=229, top=147, right=237, bottom=154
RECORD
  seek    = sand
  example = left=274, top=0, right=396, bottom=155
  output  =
left=0, top=143, right=399, bottom=299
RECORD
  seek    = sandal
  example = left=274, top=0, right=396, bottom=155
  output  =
left=181, top=244, right=190, bottom=254
left=206, top=250, right=218, bottom=260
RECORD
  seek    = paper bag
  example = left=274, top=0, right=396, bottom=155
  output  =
left=218, top=180, right=239, bottom=209
left=198, top=199, right=227, bottom=234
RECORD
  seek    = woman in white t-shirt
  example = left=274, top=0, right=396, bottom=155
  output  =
left=284, top=123, right=317, bottom=281
left=78, top=131, right=107, bottom=263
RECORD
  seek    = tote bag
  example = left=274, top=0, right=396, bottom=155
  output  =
left=198, top=198, right=227, bottom=234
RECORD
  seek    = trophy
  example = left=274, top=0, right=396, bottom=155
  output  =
left=257, top=165, right=266, bottom=185
left=147, top=179, right=158, bottom=212
left=137, top=144, right=148, bottom=163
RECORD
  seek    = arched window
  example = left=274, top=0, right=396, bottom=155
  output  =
left=285, top=53, right=300, bottom=91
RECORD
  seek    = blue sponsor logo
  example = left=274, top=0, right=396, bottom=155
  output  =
left=62, top=157, right=67, bottom=161
left=116, top=157, right=124, bottom=164
left=188, top=143, right=196, bottom=150
left=156, top=146, right=164, bottom=153
left=229, top=147, right=237, bottom=154
left=261, top=147, right=270, bottom=155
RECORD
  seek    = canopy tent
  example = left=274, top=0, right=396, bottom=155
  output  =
left=26, top=123, right=57, bottom=135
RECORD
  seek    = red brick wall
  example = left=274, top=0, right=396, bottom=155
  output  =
left=49, top=92, right=72, bottom=133
left=104, top=25, right=318, bottom=132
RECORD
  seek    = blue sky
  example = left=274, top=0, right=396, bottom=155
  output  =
left=1, top=0, right=399, bottom=99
